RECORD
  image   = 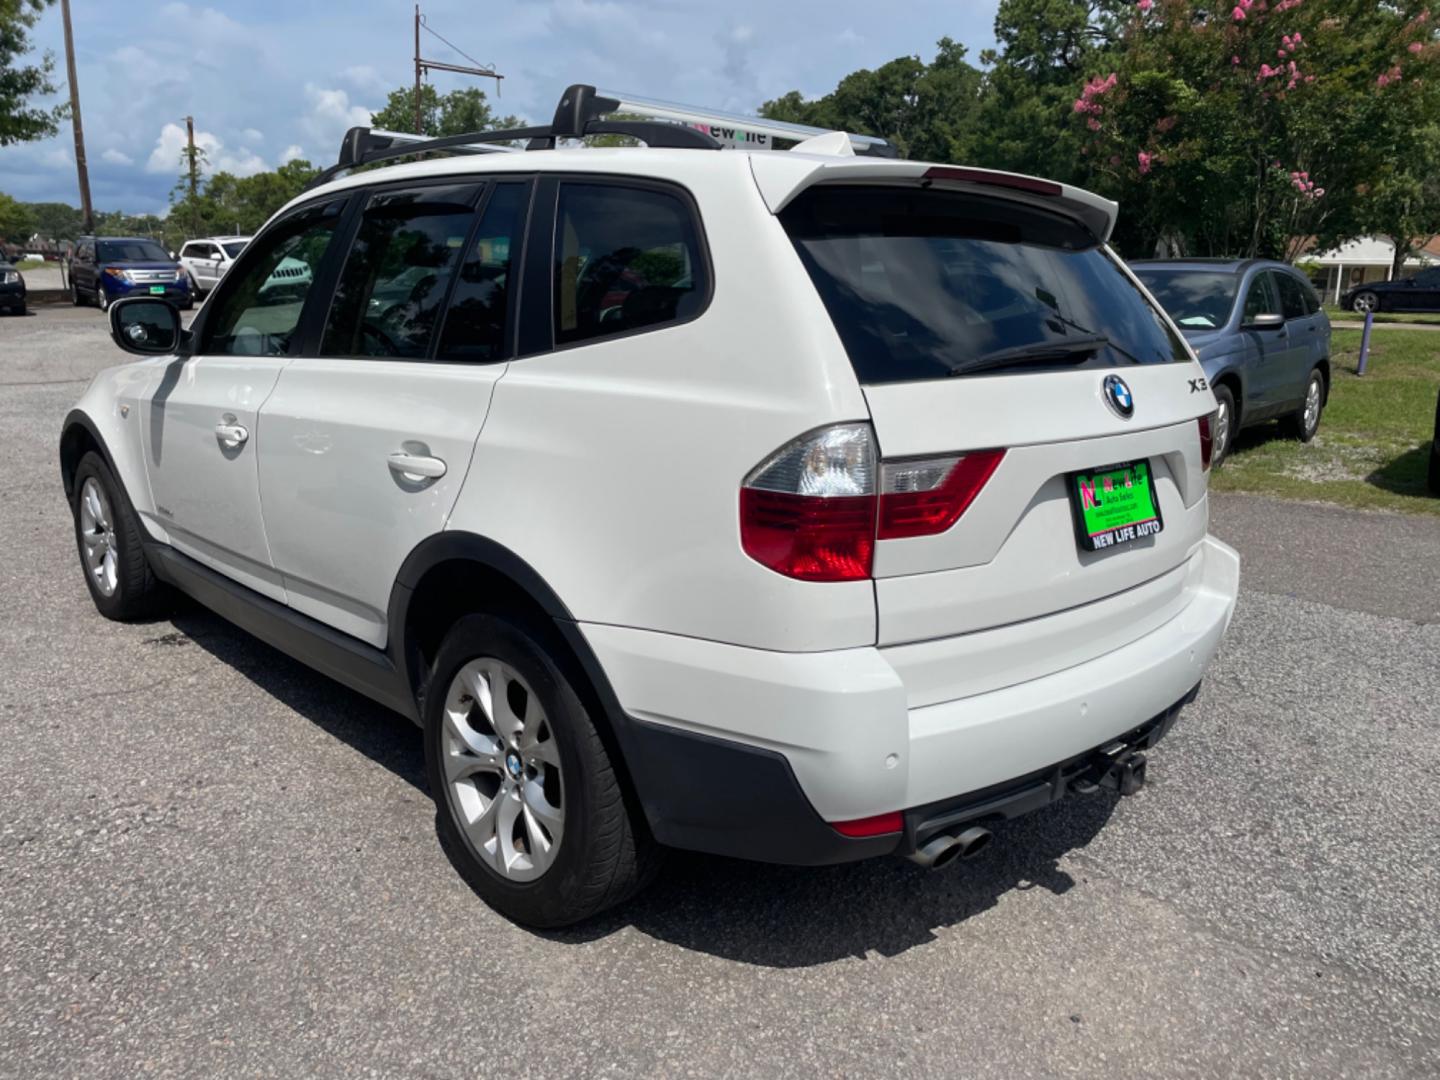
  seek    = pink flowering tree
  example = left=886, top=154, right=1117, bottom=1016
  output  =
left=1067, top=0, right=1440, bottom=258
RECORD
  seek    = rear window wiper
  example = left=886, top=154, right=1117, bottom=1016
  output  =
left=947, top=334, right=1111, bottom=377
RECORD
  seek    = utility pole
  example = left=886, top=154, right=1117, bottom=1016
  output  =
left=412, top=5, right=503, bottom=137
left=59, top=0, right=93, bottom=234
left=414, top=4, right=423, bottom=134
left=184, top=116, right=200, bottom=240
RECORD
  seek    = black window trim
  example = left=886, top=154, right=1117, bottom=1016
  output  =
left=517, top=172, right=714, bottom=361
left=306, top=173, right=537, bottom=366
left=190, top=192, right=356, bottom=358
left=1272, top=268, right=1311, bottom=322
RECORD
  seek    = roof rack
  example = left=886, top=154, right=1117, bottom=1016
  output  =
left=307, top=83, right=896, bottom=190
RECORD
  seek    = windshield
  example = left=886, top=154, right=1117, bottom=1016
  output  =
left=223, top=241, right=248, bottom=258
left=780, top=186, right=1187, bottom=384
left=1132, top=269, right=1239, bottom=331
left=97, top=240, right=171, bottom=263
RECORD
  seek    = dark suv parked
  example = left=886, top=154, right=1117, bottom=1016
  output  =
left=70, top=236, right=192, bottom=312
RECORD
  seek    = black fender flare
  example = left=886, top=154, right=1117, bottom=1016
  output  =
left=385, top=531, right=627, bottom=730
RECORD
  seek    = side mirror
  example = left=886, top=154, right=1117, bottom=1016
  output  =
left=1243, top=312, right=1284, bottom=330
left=109, top=297, right=184, bottom=355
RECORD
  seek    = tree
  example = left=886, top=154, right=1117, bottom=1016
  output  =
left=0, top=190, right=35, bottom=242
left=1053, top=0, right=1440, bottom=258
left=371, top=83, right=520, bottom=136
left=24, top=200, right=81, bottom=243
left=1, top=0, right=64, bottom=145
left=760, top=38, right=984, bottom=162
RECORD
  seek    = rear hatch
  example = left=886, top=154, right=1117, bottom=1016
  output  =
left=778, top=182, right=1213, bottom=648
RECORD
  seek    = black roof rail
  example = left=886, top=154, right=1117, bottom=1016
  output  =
left=305, top=84, right=722, bottom=191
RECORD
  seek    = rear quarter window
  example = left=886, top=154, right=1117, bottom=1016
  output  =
left=780, top=186, right=1188, bottom=384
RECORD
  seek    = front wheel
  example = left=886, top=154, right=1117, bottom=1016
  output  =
left=424, top=613, right=657, bottom=928
left=1351, top=291, right=1379, bottom=314
left=97, top=287, right=110, bottom=312
left=1282, top=368, right=1325, bottom=443
left=71, top=452, right=168, bottom=620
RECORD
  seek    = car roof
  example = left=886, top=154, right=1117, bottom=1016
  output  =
left=1130, top=257, right=1300, bottom=275
left=280, top=146, right=1120, bottom=242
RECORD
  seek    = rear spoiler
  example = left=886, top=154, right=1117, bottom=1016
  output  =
left=748, top=156, right=1119, bottom=242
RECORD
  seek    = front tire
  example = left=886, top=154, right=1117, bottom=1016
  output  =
left=97, top=287, right=110, bottom=312
left=1351, top=291, right=1379, bottom=314
left=424, top=613, right=655, bottom=928
left=1282, top=368, right=1325, bottom=443
left=71, top=452, right=168, bottom=620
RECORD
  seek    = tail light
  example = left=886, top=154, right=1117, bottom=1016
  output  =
left=878, top=450, right=1006, bottom=540
left=740, top=423, right=877, bottom=582
left=1198, top=412, right=1216, bottom=471
left=740, top=424, right=1005, bottom=581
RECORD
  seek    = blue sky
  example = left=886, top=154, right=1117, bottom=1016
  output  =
left=1, top=0, right=1001, bottom=216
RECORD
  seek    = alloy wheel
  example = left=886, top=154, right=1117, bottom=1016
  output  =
left=440, top=658, right=565, bottom=882
left=1214, top=398, right=1231, bottom=460
left=1352, top=292, right=1377, bottom=313
left=1303, top=374, right=1322, bottom=435
left=78, top=477, right=119, bottom=597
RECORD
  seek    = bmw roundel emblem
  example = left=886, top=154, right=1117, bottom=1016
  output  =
left=1103, top=374, right=1134, bottom=419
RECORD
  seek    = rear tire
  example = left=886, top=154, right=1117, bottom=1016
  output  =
left=1210, top=383, right=1236, bottom=466
left=71, top=452, right=168, bottom=620
left=424, top=613, right=657, bottom=928
left=1281, top=368, right=1325, bottom=442
left=71, top=283, right=83, bottom=307
left=1351, top=291, right=1379, bottom=314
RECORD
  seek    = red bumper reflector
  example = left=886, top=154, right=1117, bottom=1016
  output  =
left=831, top=811, right=903, bottom=838
left=1198, top=412, right=1215, bottom=471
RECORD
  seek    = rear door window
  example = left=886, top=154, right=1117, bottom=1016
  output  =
left=552, top=181, right=708, bottom=347
left=1273, top=272, right=1309, bottom=321
left=779, top=186, right=1187, bottom=384
left=321, top=183, right=483, bottom=359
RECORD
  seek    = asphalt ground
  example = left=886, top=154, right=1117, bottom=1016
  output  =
left=3, top=306, right=1439, bottom=1079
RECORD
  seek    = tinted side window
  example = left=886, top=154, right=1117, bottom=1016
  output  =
left=553, top=182, right=706, bottom=346
left=1242, top=274, right=1277, bottom=321
left=322, top=184, right=481, bottom=359
left=1274, top=272, right=1308, bottom=320
left=1416, top=269, right=1440, bottom=287
left=436, top=182, right=528, bottom=362
left=200, top=200, right=345, bottom=357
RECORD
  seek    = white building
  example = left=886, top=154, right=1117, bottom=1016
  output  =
left=1305, top=235, right=1440, bottom=303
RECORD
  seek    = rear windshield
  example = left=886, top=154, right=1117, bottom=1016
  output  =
left=1132, top=269, right=1239, bottom=331
left=98, top=240, right=171, bottom=263
left=780, top=187, right=1187, bottom=384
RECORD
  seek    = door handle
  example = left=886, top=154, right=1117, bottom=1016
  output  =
left=214, top=415, right=249, bottom=449
left=387, top=451, right=447, bottom=481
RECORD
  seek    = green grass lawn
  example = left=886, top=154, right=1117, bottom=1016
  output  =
left=1322, top=304, right=1440, bottom=325
left=1211, top=327, right=1440, bottom=515
left=13, top=258, right=47, bottom=271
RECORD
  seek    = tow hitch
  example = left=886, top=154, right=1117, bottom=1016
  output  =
left=1070, top=743, right=1148, bottom=798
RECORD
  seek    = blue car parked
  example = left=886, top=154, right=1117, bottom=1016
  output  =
left=70, top=235, right=192, bottom=312
left=1132, top=259, right=1330, bottom=464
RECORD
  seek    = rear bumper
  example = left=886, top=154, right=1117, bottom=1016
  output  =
left=584, top=535, right=1239, bottom=862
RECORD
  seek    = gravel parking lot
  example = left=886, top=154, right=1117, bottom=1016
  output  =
left=3, top=305, right=1439, bottom=1078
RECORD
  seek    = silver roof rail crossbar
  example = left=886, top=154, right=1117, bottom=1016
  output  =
left=595, top=89, right=897, bottom=158
left=368, top=128, right=523, bottom=154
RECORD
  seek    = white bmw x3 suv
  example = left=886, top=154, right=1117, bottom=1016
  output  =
left=61, top=86, right=1238, bottom=927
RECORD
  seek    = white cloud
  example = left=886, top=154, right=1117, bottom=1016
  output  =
left=279, top=144, right=305, bottom=164
left=102, top=148, right=135, bottom=166
left=299, top=85, right=373, bottom=155
left=241, top=128, right=264, bottom=145
left=146, top=122, right=268, bottom=178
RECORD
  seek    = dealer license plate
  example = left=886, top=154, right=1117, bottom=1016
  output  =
left=1067, top=460, right=1163, bottom=552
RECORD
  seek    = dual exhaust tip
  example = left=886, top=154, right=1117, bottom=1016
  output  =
left=906, top=825, right=992, bottom=870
